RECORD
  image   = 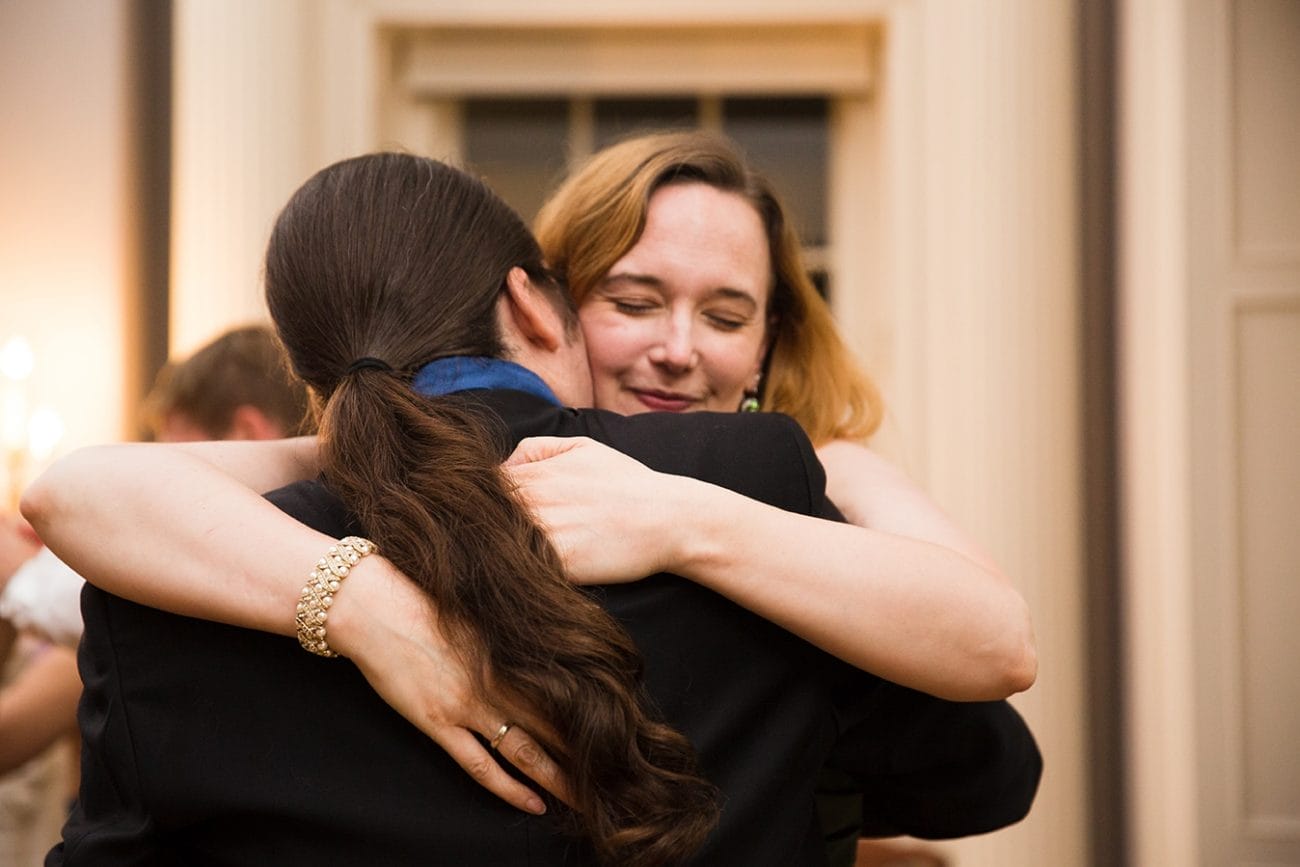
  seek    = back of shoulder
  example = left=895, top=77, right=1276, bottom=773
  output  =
left=263, top=478, right=358, bottom=539
left=574, top=408, right=826, bottom=513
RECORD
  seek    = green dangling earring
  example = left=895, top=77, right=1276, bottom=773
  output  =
left=741, top=367, right=764, bottom=412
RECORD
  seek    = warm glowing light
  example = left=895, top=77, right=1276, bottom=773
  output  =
left=0, top=336, right=34, bottom=381
left=1, top=387, right=26, bottom=451
left=27, top=406, right=64, bottom=462
left=1, top=334, right=63, bottom=509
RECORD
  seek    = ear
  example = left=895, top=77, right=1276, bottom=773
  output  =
left=500, top=266, right=565, bottom=352
left=224, top=405, right=285, bottom=441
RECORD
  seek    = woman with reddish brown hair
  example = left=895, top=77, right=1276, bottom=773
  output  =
left=535, top=130, right=881, bottom=446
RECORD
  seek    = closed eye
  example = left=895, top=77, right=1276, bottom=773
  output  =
left=705, top=313, right=748, bottom=331
left=612, top=299, right=659, bottom=315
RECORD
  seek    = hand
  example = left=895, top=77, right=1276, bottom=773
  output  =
left=503, top=437, right=685, bottom=584
left=331, top=557, right=572, bottom=815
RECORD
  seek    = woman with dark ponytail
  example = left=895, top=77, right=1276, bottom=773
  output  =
left=265, top=153, right=716, bottom=864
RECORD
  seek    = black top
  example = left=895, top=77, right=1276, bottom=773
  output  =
left=54, top=389, right=1040, bottom=866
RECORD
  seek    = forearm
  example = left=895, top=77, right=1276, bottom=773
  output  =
left=22, top=443, right=566, bottom=814
left=667, top=479, right=1036, bottom=701
left=818, top=439, right=1008, bottom=573
left=162, top=436, right=321, bottom=491
left=0, top=643, right=81, bottom=774
left=505, top=436, right=1035, bottom=700
left=21, top=441, right=326, bottom=636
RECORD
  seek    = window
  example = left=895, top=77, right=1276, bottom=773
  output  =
left=460, top=95, right=832, bottom=297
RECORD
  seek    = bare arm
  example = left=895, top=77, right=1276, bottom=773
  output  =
left=20, top=439, right=563, bottom=813
left=22, top=438, right=322, bottom=634
left=816, top=439, right=1004, bottom=575
left=0, top=641, right=81, bottom=774
left=505, top=437, right=1036, bottom=701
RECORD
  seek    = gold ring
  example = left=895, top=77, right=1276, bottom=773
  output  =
left=490, top=722, right=513, bottom=751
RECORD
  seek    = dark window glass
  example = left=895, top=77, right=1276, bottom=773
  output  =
left=594, top=98, right=698, bottom=149
left=723, top=97, right=829, bottom=247
left=463, top=98, right=569, bottom=223
left=810, top=269, right=831, bottom=302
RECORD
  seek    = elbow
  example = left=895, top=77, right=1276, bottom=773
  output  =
left=1003, top=636, right=1038, bottom=696
left=973, top=604, right=1037, bottom=701
left=965, top=642, right=1035, bottom=702
left=19, top=472, right=55, bottom=533
left=995, top=606, right=1038, bottom=697
left=19, top=449, right=86, bottom=536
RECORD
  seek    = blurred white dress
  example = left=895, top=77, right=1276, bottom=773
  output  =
left=0, top=549, right=84, bottom=646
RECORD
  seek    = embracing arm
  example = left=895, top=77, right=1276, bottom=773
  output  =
left=506, top=437, right=1035, bottom=701
left=815, top=438, right=1036, bottom=696
left=20, top=439, right=562, bottom=813
left=22, top=438, right=323, bottom=634
left=816, top=439, right=1003, bottom=574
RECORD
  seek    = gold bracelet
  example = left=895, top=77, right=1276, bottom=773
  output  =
left=295, top=536, right=376, bottom=658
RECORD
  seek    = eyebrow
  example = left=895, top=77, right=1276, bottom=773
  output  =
left=600, top=272, right=760, bottom=311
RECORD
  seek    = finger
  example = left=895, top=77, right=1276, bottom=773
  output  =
left=436, top=727, right=549, bottom=816
left=494, top=726, right=575, bottom=808
left=503, top=436, right=589, bottom=467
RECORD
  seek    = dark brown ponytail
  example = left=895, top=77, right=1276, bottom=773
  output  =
left=265, top=153, right=717, bottom=865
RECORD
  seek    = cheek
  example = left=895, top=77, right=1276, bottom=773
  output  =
left=700, top=335, right=766, bottom=406
left=578, top=308, right=642, bottom=383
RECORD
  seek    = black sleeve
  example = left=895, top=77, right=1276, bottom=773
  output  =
left=827, top=684, right=1043, bottom=839
left=53, top=480, right=350, bottom=867
left=262, top=479, right=358, bottom=537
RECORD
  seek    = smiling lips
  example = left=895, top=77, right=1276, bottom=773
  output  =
left=629, top=388, right=699, bottom=412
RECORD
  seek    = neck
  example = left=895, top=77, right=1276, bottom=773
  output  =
left=411, top=356, right=561, bottom=405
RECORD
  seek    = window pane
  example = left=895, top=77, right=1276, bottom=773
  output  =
left=723, top=97, right=828, bottom=247
left=810, top=269, right=830, bottom=302
left=463, top=98, right=569, bottom=223
left=594, top=98, right=698, bottom=149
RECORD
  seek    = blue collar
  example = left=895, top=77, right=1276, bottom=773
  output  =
left=411, top=356, right=561, bottom=406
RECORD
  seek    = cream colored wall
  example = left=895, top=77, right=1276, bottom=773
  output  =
left=1122, top=0, right=1300, bottom=864
left=168, top=0, right=317, bottom=356
left=895, top=4, right=1084, bottom=866
left=1118, top=2, right=1200, bottom=862
left=0, top=0, right=134, bottom=481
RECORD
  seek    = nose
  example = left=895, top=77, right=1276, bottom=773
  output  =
left=648, top=316, right=699, bottom=372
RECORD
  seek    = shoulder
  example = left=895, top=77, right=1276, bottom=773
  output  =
left=263, top=479, right=360, bottom=539
left=574, top=408, right=828, bottom=511
left=815, top=439, right=909, bottom=481
left=576, top=406, right=806, bottom=458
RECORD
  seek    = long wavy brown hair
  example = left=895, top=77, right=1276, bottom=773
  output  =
left=535, top=130, right=883, bottom=445
left=264, top=152, right=717, bottom=865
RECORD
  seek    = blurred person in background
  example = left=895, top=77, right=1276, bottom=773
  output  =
left=0, top=324, right=312, bottom=645
left=0, top=514, right=77, bottom=867
left=140, top=323, right=311, bottom=444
